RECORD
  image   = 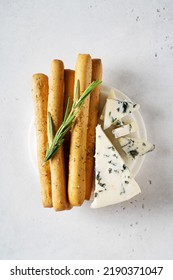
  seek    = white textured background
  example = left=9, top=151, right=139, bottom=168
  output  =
left=0, top=0, right=173, bottom=260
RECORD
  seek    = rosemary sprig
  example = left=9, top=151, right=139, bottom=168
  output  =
left=43, top=79, right=102, bottom=165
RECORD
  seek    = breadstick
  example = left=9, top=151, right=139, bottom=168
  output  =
left=48, top=60, right=68, bottom=211
left=64, top=69, right=75, bottom=175
left=85, top=59, right=102, bottom=200
left=32, top=74, right=52, bottom=207
left=64, top=70, right=75, bottom=114
left=68, top=54, right=92, bottom=206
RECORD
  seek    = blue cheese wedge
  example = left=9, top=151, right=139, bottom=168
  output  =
left=118, top=137, right=155, bottom=159
left=91, top=125, right=141, bottom=209
left=112, top=121, right=138, bottom=138
left=103, top=99, right=140, bottom=130
left=100, top=89, right=116, bottom=120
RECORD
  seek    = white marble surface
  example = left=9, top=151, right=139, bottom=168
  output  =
left=0, top=0, right=173, bottom=260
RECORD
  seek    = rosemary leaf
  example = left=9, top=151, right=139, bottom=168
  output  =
left=63, top=97, right=70, bottom=122
left=47, top=139, right=65, bottom=161
left=48, top=112, right=54, bottom=144
left=73, top=79, right=80, bottom=109
left=45, top=143, right=49, bottom=158
left=60, top=125, right=73, bottom=139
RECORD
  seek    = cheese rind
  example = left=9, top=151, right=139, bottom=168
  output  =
left=112, top=121, right=138, bottom=138
left=91, top=125, right=141, bottom=209
left=103, top=99, right=140, bottom=130
left=119, top=137, right=155, bottom=159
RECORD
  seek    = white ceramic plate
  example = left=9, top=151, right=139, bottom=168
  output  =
left=28, top=83, right=147, bottom=177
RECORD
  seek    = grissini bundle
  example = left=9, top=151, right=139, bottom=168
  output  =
left=32, top=74, right=52, bottom=207
left=85, top=59, right=102, bottom=200
left=48, top=60, right=68, bottom=211
left=64, top=69, right=75, bottom=175
left=68, top=54, right=92, bottom=206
